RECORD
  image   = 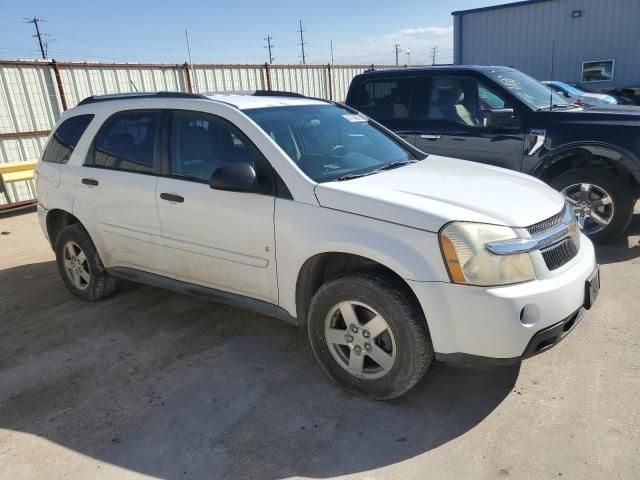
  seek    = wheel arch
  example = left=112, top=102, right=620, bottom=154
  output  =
left=295, top=252, right=426, bottom=328
left=534, top=143, right=640, bottom=191
left=46, top=208, right=83, bottom=248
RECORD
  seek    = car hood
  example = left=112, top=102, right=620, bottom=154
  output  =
left=555, top=104, right=640, bottom=123
left=314, top=156, right=565, bottom=232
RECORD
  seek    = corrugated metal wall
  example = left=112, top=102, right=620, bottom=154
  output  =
left=454, top=0, right=640, bottom=88
left=0, top=60, right=395, bottom=206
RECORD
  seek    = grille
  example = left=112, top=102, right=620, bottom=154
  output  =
left=541, top=232, right=580, bottom=271
left=526, top=208, right=564, bottom=236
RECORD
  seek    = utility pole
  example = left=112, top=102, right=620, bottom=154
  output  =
left=185, top=29, right=197, bottom=92
left=394, top=43, right=401, bottom=66
left=264, top=35, right=274, bottom=64
left=298, top=20, right=307, bottom=65
left=405, top=48, right=411, bottom=67
left=431, top=45, right=438, bottom=65
left=25, top=17, right=47, bottom=59
left=330, top=40, right=334, bottom=65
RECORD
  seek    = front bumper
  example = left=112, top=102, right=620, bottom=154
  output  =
left=407, top=235, right=597, bottom=363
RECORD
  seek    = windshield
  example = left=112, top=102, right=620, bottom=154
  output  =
left=245, top=104, right=421, bottom=182
left=485, top=69, right=570, bottom=110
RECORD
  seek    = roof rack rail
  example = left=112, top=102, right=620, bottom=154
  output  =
left=252, top=90, right=306, bottom=98
left=77, top=91, right=208, bottom=106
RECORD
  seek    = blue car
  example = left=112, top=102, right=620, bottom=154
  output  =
left=542, top=81, right=617, bottom=106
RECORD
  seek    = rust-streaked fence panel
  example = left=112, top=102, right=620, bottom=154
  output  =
left=0, top=59, right=405, bottom=206
left=192, top=65, right=267, bottom=93
left=59, top=64, right=185, bottom=108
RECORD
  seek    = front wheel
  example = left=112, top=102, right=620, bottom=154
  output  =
left=551, top=169, right=636, bottom=243
left=307, top=272, right=433, bottom=400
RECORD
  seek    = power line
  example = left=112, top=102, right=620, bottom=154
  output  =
left=431, top=45, right=438, bottom=65
left=24, top=17, right=47, bottom=59
left=393, top=43, right=401, bottom=66
left=297, top=20, right=306, bottom=65
left=264, top=35, right=274, bottom=64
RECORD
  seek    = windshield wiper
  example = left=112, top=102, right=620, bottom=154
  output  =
left=333, top=160, right=417, bottom=181
left=374, top=159, right=417, bottom=171
left=334, top=172, right=373, bottom=181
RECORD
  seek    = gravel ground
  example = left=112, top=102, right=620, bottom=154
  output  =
left=0, top=208, right=638, bottom=480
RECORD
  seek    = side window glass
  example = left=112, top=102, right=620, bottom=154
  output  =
left=427, top=77, right=508, bottom=127
left=89, top=111, right=159, bottom=173
left=359, top=78, right=414, bottom=120
left=42, top=114, right=94, bottom=164
left=169, top=111, right=260, bottom=183
left=478, top=85, right=506, bottom=110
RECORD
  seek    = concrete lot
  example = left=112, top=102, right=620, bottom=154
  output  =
left=0, top=209, right=638, bottom=480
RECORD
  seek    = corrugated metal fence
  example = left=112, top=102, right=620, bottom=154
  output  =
left=0, top=59, right=391, bottom=205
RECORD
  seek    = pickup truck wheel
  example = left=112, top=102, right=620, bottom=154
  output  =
left=551, top=169, right=636, bottom=243
left=308, top=272, right=433, bottom=400
left=55, top=224, right=118, bottom=301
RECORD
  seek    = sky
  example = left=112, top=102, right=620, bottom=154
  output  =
left=0, top=0, right=519, bottom=65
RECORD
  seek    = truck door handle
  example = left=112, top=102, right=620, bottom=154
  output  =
left=160, top=193, right=184, bottom=203
left=81, top=178, right=99, bottom=186
left=419, top=134, right=442, bottom=140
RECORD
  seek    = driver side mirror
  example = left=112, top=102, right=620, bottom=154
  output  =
left=209, top=163, right=257, bottom=192
left=484, top=108, right=521, bottom=130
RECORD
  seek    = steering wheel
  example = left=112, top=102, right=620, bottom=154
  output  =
left=329, top=145, right=347, bottom=156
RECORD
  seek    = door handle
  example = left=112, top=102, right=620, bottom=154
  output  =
left=81, top=178, right=99, bottom=186
left=419, top=134, right=442, bottom=140
left=160, top=193, right=184, bottom=203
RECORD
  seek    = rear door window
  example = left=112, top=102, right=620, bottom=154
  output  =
left=87, top=110, right=159, bottom=173
left=42, top=114, right=94, bottom=164
left=358, top=78, right=415, bottom=120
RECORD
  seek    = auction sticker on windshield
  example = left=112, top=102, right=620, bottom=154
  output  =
left=342, top=114, right=367, bottom=122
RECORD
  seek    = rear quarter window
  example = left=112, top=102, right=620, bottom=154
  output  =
left=41, top=114, right=94, bottom=164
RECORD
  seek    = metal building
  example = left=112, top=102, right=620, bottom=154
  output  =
left=453, top=0, right=640, bottom=89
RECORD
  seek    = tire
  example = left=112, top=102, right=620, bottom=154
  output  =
left=551, top=168, right=636, bottom=243
left=307, top=271, right=433, bottom=400
left=54, top=224, right=118, bottom=301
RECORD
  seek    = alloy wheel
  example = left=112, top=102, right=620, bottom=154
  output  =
left=562, top=183, right=615, bottom=236
left=62, top=241, right=91, bottom=291
left=324, top=301, right=397, bottom=380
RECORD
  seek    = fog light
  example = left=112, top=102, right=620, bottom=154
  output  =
left=520, top=304, right=541, bottom=326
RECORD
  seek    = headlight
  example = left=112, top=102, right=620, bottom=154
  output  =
left=439, top=222, right=535, bottom=286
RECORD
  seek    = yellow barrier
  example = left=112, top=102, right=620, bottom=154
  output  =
left=0, top=160, right=37, bottom=210
left=0, top=160, right=37, bottom=183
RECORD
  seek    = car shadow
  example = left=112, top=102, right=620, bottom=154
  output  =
left=595, top=212, right=640, bottom=264
left=0, top=260, right=519, bottom=480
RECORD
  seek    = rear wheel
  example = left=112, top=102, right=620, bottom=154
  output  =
left=551, top=169, right=636, bottom=243
left=55, top=224, right=118, bottom=301
left=307, top=272, right=433, bottom=400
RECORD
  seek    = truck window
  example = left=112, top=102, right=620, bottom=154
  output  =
left=426, top=77, right=508, bottom=127
left=358, top=78, right=414, bottom=120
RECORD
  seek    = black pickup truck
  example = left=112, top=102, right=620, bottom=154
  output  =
left=345, top=66, right=640, bottom=242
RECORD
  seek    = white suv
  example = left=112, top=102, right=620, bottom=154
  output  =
left=35, top=91, right=599, bottom=399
